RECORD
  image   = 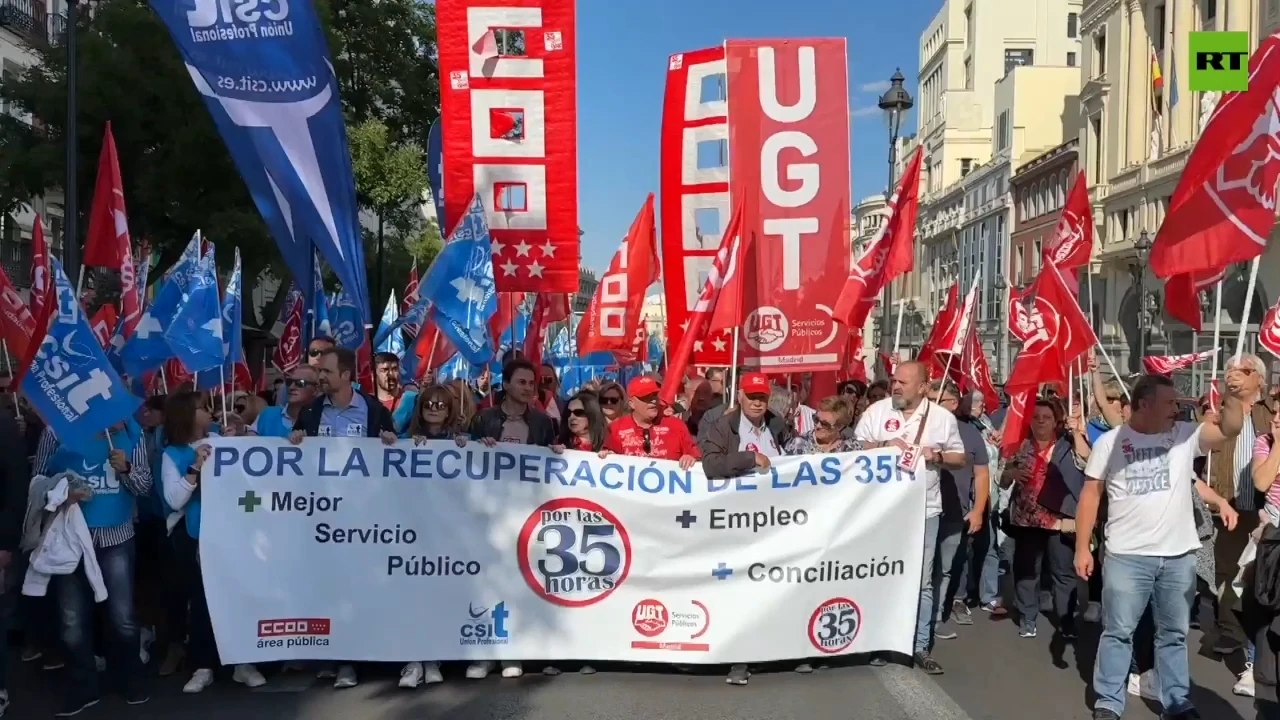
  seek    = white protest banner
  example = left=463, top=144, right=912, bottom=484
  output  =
left=199, top=438, right=924, bottom=664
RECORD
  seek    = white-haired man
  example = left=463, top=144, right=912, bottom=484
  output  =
left=1206, top=353, right=1274, bottom=695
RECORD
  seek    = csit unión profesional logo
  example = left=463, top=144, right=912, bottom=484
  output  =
left=460, top=601, right=511, bottom=646
left=185, top=0, right=293, bottom=40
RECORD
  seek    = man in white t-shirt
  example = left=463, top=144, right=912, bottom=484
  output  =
left=1076, top=373, right=1246, bottom=720
left=854, top=361, right=966, bottom=675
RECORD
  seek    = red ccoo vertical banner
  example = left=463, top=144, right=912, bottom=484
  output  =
left=660, top=47, right=735, bottom=368
left=437, top=0, right=579, bottom=293
left=726, top=39, right=851, bottom=372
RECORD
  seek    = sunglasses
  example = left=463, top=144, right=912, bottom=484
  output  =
left=569, top=408, right=587, bottom=418
left=287, top=378, right=315, bottom=388
left=425, top=400, right=447, bottom=411
left=635, top=394, right=660, bottom=405
left=816, top=419, right=839, bottom=431
left=601, top=395, right=621, bottom=406
left=307, top=348, right=327, bottom=357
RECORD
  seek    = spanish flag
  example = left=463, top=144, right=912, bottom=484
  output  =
left=1152, top=50, right=1164, bottom=93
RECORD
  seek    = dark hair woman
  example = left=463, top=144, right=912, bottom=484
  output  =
left=409, top=384, right=464, bottom=441
left=556, top=391, right=608, bottom=452
left=160, top=391, right=266, bottom=693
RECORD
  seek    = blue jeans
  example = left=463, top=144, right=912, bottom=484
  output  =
left=916, top=514, right=941, bottom=652
left=934, top=519, right=966, bottom=621
left=53, top=538, right=146, bottom=699
left=1093, top=551, right=1196, bottom=716
left=971, top=510, right=1010, bottom=605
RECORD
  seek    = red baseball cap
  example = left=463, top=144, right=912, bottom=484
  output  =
left=627, top=376, right=661, bottom=398
left=740, top=372, right=770, bottom=396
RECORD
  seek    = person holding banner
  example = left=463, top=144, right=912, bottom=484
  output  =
left=288, top=347, right=397, bottom=689
left=158, top=391, right=267, bottom=695
left=854, top=361, right=966, bottom=676
left=31, top=419, right=154, bottom=714
left=606, top=376, right=700, bottom=470
left=555, top=391, right=609, bottom=453
left=1075, top=373, right=1248, bottom=720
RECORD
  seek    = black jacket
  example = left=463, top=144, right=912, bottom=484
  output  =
left=469, top=404, right=557, bottom=447
left=293, top=391, right=396, bottom=438
left=0, top=412, right=30, bottom=552
left=699, top=409, right=794, bottom=479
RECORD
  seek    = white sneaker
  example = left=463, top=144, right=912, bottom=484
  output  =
left=233, top=664, right=267, bottom=688
left=501, top=661, right=523, bottom=678
left=399, top=662, right=423, bottom=688
left=423, top=661, right=444, bottom=685
left=139, top=626, right=155, bottom=665
left=334, top=664, right=358, bottom=689
left=1126, top=671, right=1160, bottom=701
left=466, top=661, right=494, bottom=679
left=1234, top=663, right=1256, bottom=697
left=183, top=668, right=215, bottom=694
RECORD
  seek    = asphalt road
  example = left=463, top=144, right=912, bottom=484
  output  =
left=3, top=606, right=1258, bottom=720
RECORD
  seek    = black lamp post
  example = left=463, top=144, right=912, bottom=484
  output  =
left=1134, top=230, right=1153, bottom=361
left=876, top=70, right=913, bottom=369
left=64, top=0, right=81, bottom=278
left=994, top=273, right=1008, bottom=381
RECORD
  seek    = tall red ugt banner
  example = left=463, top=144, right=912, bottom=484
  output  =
left=726, top=39, right=851, bottom=372
left=437, top=0, right=579, bottom=292
left=660, top=47, right=734, bottom=367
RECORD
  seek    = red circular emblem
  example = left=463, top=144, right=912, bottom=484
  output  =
left=885, top=418, right=901, bottom=432
left=631, top=599, right=668, bottom=638
left=746, top=443, right=759, bottom=453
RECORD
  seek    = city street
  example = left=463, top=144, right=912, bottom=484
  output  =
left=4, top=609, right=1256, bottom=719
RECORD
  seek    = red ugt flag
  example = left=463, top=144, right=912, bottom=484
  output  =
left=578, top=195, right=659, bottom=356
left=84, top=121, right=132, bottom=269
left=1151, top=31, right=1280, bottom=278
left=1042, top=170, right=1095, bottom=270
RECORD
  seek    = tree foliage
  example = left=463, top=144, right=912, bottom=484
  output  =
left=0, top=0, right=441, bottom=323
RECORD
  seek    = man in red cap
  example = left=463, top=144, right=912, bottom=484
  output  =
left=603, top=376, right=700, bottom=469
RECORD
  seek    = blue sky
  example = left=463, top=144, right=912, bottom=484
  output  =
left=573, top=0, right=936, bottom=272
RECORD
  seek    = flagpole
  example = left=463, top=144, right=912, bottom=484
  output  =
left=1, top=341, right=22, bottom=421
left=159, top=365, right=169, bottom=395
left=728, top=328, right=740, bottom=407
left=1084, top=263, right=1097, bottom=408
left=1206, top=277, right=1224, bottom=482
left=1095, top=342, right=1131, bottom=400
left=892, top=297, right=906, bottom=358
left=1067, top=364, right=1074, bottom=421
left=219, top=365, right=229, bottom=426
left=1235, top=257, right=1261, bottom=361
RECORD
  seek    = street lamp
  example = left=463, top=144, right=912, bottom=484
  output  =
left=1134, top=230, right=1153, bottom=362
left=64, top=0, right=81, bottom=278
left=877, top=70, right=914, bottom=369
left=994, top=273, right=1008, bottom=381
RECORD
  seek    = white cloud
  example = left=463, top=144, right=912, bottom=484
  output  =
left=851, top=105, right=882, bottom=118
left=859, top=79, right=892, bottom=94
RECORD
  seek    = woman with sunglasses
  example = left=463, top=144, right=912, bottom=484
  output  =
left=554, top=391, right=608, bottom=453
left=596, top=381, right=626, bottom=424
left=407, top=385, right=468, bottom=444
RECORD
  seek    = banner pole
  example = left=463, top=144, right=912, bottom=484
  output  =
left=1235, top=257, right=1261, bottom=362
left=159, top=365, right=169, bottom=395
left=0, top=340, right=22, bottom=420
left=220, top=365, right=229, bottom=426
left=892, top=297, right=905, bottom=358
left=1094, top=341, right=1131, bottom=400
left=1210, top=279, right=1223, bottom=410
left=728, top=327, right=740, bottom=406
left=1084, top=263, right=1096, bottom=409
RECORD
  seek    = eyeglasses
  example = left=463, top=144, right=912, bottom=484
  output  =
left=601, top=395, right=621, bottom=406
left=425, top=401, right=447, bottom=411
left=816, top=419, right=839, bottom=431
left=569, top=408, right=587, bottom=418
left=287, top=378, right=315, bottom=388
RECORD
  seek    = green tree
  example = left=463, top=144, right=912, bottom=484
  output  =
left=0, top=0, right=440, bottom=325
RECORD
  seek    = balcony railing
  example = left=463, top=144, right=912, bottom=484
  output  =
left=0, top=0, right=67, bottom=48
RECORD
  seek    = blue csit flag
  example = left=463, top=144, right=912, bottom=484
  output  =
left=311, top=254, right=333, bottom=339
left=148, top=0, right=370, bottom=327
left=426, top=118, right=447, bottom=232
left=106, top=249, right=154, bottom=373
left=197, top=247, right=245, bottom=390
left=418, top=195, right=498, bottom=365
left=121, top=231, right=202, bottom=377
left=375, top=290, right=404, bottom=355
left=166, top=247, right=225, bottom=373
left=23, top=259, right=141, bottom=449
left=330, top=285, right=364, bottom=350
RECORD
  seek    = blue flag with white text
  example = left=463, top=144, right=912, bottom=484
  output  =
left=148, top=0, right=370, bottom=326
left=418, top=195, right=498, bottom=365
left=23, top=260, right=140, bottom=448
left=121, top=232, right=201, bottom=377
left=166, top=248, right=224, bottom=373
left=330, top=285, right=363, bottom=350
left=197, top=247, right=244, bottom=390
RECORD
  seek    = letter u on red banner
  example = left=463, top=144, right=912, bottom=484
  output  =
left=726, top=39, right=851, bottom=372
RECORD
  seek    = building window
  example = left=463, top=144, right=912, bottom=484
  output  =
left=1153, top=4, right=1166, bottom=52
left=1068, top=12, right=1079, bottom=38
left=1015, top=244, right=1025, bottom=285
left=960, top=158, right=974, bottom=176
left=1205, top=0, right=1217, bottom=23
left=1067, top=51, right=1077, bottom=67
left=1090, top=114, right=1103, bottom=182
left=997, top=110, right=1010, bottom=151
left=1094, top=30, right=1107, bottom=77
left=1033, top=239, right=1042, bottom=274
left=964, top=58, right=973, bottom=89
left=1005, top=49, right=1034, bottom=74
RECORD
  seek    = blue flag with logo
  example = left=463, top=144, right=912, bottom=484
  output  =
left=106, top=249, right=154, bottom=373
left=23, top=260, right=140, bottom=448
left=417, top=195, right=498, bottom=365
left=310, top=256, right=333, bottom=339
left=426, top=118, right=447, bottom=232
left=197, top=247, right=244, bottom=390
left=166, top=247, right=224, bottom=373
left=376, top=291, right=404, bottom=355
left=121, top=232, right=202, bottom=377
left=148, top=0, right=370, bottom=326
left=330, top=285, right=363, bottom=350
